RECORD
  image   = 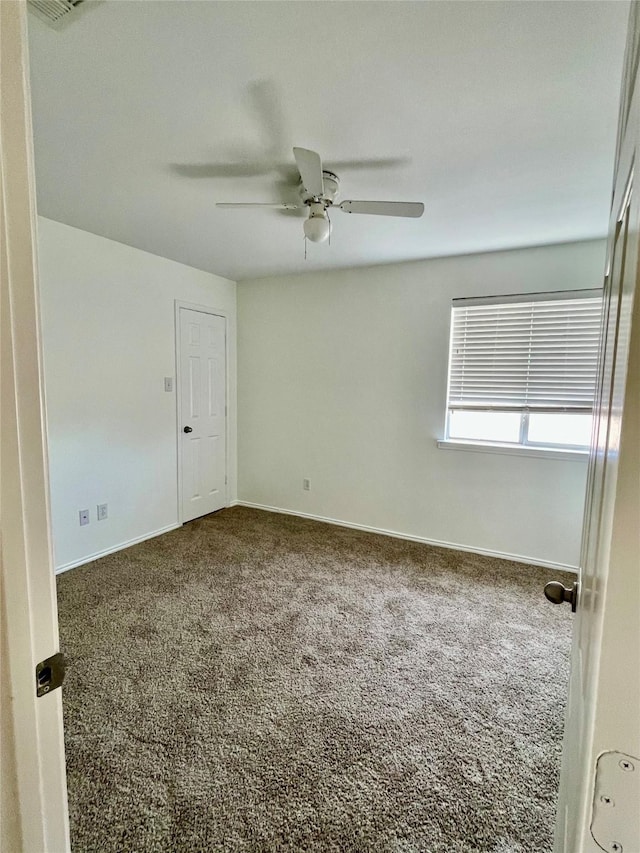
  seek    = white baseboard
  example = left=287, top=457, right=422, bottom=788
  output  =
left=55, top=504, right=579, bottom=576
left=54, top=523, right=182, bottom=575
left=233, top=501, right=579, bottom=574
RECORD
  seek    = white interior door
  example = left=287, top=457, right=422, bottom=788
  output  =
left=179, top=308, right=227, bottom=522
left=554, top=5, right=640, bottom=850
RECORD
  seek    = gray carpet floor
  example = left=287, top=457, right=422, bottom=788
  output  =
left=57, top=506, right=572, bottom=853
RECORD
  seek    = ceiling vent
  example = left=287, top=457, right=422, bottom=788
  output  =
left=27, top=0, right=85, bottom=28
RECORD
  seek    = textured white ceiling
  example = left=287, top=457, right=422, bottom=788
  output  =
left=28, top=1, right=628, bottom=281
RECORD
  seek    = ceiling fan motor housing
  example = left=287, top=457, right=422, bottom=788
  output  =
left=321, top=172, right=339, bottom=202
left=299, top=171, right=340, bottom=205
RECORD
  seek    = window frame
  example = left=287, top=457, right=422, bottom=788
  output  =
left=441, top=289, right=603, bottom=456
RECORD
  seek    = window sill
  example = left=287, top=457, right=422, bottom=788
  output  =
left=436, top=439, right=590, bottom=461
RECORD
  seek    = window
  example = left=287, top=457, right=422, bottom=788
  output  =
left=443, top=290, right=603, bottom=453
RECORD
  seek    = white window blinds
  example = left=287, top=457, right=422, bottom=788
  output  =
left=447, top=291, right=603, bottom=412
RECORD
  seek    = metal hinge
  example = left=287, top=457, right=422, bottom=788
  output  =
left=36, top=652, right=66, bottom=697
left=591, top=750, right=640, bottom=852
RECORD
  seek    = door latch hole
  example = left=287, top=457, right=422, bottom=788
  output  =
left=35, top=652, right=66, bottom=697
left=37, top=666, right=52, bottom=687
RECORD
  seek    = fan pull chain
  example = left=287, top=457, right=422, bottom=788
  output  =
left=304, top=236, right=307, bottom=261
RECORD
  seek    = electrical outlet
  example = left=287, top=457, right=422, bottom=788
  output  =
left=303, top=478, right=310, bottom=491
left=79, top=509, right=90, bottom=526
left=164, top=377, right=173, bottom=392
left=97, top=503, right=108, bottom=521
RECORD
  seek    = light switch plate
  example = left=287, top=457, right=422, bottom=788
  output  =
left=164, top=377, right=173, bottom=392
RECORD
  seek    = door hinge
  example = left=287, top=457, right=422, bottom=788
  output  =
left=36, top=652, right=66, bottom=697
left=591, top=750, right=640, bottom=852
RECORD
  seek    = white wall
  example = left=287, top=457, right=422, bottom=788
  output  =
left=37, top=217, right=237, bottom=571
left=238, top=240, right=606, bottom=570
left=38, top=226, right=605, bottom=572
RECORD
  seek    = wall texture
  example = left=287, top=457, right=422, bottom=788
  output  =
left=238, top=240, right=606, bottom=569
left=37, top=218, right=237, bottom=571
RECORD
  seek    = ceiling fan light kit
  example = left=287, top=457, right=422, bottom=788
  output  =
left=303, top=203, right=331, bottom=243
left=217, top=147, right=424, bottom=245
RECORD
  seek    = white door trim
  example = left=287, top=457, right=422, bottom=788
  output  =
left=554, top=6, right=640, bottom=848
left=175, top=301, right=230, bottom=523
left=0, top=2, right=70, bottom=850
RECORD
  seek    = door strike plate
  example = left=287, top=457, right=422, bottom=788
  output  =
left=591, top=750, right=640, bottom=852
left=35, top=652, right=66, bottom=697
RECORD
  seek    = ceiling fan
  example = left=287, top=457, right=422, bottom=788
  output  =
left=216, top=147, right=424, bottom=243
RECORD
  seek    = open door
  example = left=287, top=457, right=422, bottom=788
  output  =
left=0, top=2, right=70, bottom=850
left=554, top=4, right=640, bottom=851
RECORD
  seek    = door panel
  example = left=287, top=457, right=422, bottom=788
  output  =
left=555, top=8, right=640, bottom=847
left=179, top=308, right=227, bottom=522
left=189, top=356, right=201, bottom=418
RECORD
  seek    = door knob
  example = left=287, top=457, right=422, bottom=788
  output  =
left=183, top=426, right=193, bottom=433
left=544, top=580, right=578, bottom=612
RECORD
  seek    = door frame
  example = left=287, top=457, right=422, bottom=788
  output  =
left=1, top=2, right=70, bottom=849
left=174, top=301, right=231, bottom=524
left=554, top=4, right=640, bottom=848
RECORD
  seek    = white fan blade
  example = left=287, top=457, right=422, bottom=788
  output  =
left=216, top=203, right=300, bottom=210
left=337, top=200, right=424, bottom=218
left=293, top=147, right=324, bottom=197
